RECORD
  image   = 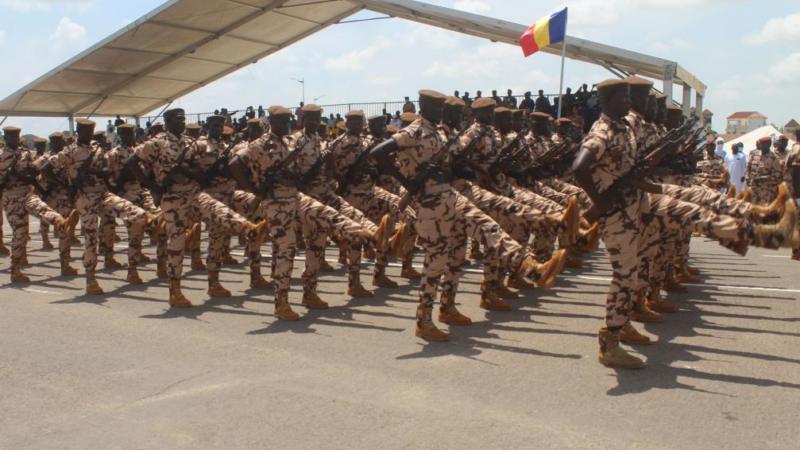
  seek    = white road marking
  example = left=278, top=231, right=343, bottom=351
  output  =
left=762, top=255, right=791, bottom=259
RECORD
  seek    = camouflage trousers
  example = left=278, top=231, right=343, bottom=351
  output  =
left=750, top=181, right=780, bottom=206
left=1, top=188, right=65, bottom=265
left=247, top=193, right=298, bottom=296
left=307, top=184, right=385, bottom=283
left=119, top=185, right=166, bottom=268
left=545, top=178, right=592, bottom=211
left=414, top=186, right=458, bottom=317
left=76, top=190, right=147, bottom=273
left=43, top=192, right=74, bottom=264
left=344, top=185, right=418, bottom=264
left=528, top=180, right=573, bottom=208
left=661, top=183, right=753, bottom=220
left=503, top=182, right=566, bottom=258
left=161, top=187, right=246, bottom=282
left=599, top=200, right=645, bottom=328
left=441, top=191, right=528, bottom=304
left=206, top=189, right=241, bottom=281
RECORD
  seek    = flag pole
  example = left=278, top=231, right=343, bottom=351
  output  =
left=556, top=7, right=568, bottom=119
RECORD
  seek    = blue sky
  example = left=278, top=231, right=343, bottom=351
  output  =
left=1, top=0, right=798, bottom=137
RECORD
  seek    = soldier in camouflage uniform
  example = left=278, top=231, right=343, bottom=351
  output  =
left=747, top=136, right=783, bottom=205
left=786, top=130, right=800, bottom=260
left=31, top=137, right=55, bottom=250
left=127, top=109, right=266, bottom=308
left=104, top=124, right=168, bottom=282
left=694, top=138, right=728, bottom=190
left=1, top=126, right=78, bottom=283
left=42, top=119, right=161, bottom=295
left=372, top=90, right=565, bottom=342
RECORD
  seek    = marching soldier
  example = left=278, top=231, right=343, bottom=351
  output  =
left=786, top=129, right=800, bottom=260
left=31, top=137, right=55, bottom=250
left=127, top=108, right=266, bottom=307
left=747, top=136, right=783, bottom=205
left=1, top=126, right=79, bottom=283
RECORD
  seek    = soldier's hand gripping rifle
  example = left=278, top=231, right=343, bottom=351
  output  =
left=151, top=144, right=192, bottom=208
left=487, top=124, right=534, bottom=179
left=202, top=136, right=245, bottom=188
left=334, top=138, right=384, bottom=196
left=68, top=144, right=103, bottom=202
left=397, top=127, right=471, bottom=210
left=254, top=143, right=303, bottom=199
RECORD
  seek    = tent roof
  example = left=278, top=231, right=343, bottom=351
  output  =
left=0, top=0, right=708, bottom=119
left=722, top=125, right=795, bottom=154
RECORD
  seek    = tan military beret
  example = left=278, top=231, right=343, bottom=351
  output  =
left=49, top=132, right=63, bottom=139
left=336, top=122, right=346, bottom=131
left=656, top=94, right=667, bottom=101
left=555, top=118, right=573, bottom=125
left=118, top=123, right=135, bottom=132
left=247, top=118, right=264, bottom=127
left=206, top=114, right=226, bottom=125
left=495, top=107, right=512, bottom=117
left=76, top=119, right=96, bottom=128
left=445, top=96, right=466, bottom=107
left=386, top=125, right=399, bottom=133
left=222, top=126, right=234, bottom=135
left=163, top=108, right=185, bottom=120
left=3, top=126, right=21, bottom=134
left=666, top=104, right=683, bottom=117
left=33, top=137, right=47, bottom=144
left=368, top=115, right=386, bottom=124
left=268, top=105, right=292, bottom=117
left=531, top=112, right=551, bottom=121
left=400, top=112, right=418, bottom=122
left=625, top=76, right=654, bottom=91
left=93, top=131, right=106, bottom=138
left=186, top=123, right=202, bottom=131
left=150, top=123, right=164, bottom=132
left=301, top=104, right=323, bottom=113
left=511, top=109, right=524, bottom=117
left=419, top=89, right=446, bottom=102
left=596, top=79, right=629, bottom=95
left=471, top=97, right=496, bottom=110
left=345, top=110, right=365, bottom=119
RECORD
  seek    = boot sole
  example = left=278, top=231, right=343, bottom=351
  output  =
left=415, top=331, right=449, bottom=341
left=598, top=358, right=645, bottom=370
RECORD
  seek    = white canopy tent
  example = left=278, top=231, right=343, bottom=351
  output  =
left=0, top=0, right=707, bottom=131
left=722, top=126, right=796, bottom=154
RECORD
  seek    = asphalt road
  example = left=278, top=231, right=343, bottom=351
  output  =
left=1, top=222, right=799, bottom=449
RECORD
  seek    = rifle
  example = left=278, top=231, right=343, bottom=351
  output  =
left=488, top=124, right=534, bottom=175
left=335, top=137, right=383, bottom=196
left=583, top=119, right=699, bottom=223
left=152, top=139, right=194, bottom=207
left=397, top=126, right=484, bottom=210
left=69, top=144, right=102, bottom=200
left=299, top=136, right=339, bottom=189
left=202, top=135, right=244, bottom=188
left=255, top=142, right=302, bottom=199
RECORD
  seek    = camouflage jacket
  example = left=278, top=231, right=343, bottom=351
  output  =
left=746, top=151, right=782, bottom=191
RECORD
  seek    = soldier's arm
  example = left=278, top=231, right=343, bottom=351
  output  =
left=571, top=147, right=612, bottom=214
left=126, top=154, right=157, bottom=192
left=371, top=139, right=415, bottom=193
left=229, top=155, right=258, bottom=195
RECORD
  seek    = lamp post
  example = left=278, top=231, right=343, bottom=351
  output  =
left=314, top=94, right=326, bottom=103
left=291, top=77, right=305, bottom=104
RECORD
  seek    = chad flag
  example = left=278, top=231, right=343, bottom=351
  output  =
left=519, top=8, right=568, bottom=57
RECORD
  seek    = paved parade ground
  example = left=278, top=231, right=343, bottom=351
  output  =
left=2, top=224, right=799, bottom=449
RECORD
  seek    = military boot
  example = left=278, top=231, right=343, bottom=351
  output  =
left=561, top=196, right=580, bottom=246
left=792, top=249, right=800, bottom=261
left=516, top=250, right=567, bottom=289
left=249, top=271, right=274, bottom=289
left=136, top=252, right=152, bottom=264
left=662, top=274, right=688, bottom=293
left=60, top=257, right=79, bottom=276
left=438, top=294, right=472, bottom=325
left=415, top=306, right=449, bottom=341
left=169, top=280, right=192, bottom=308
left=598, top=328, right=645, bottom=369
left=401, top=259, right=423, bottom=279
left=388, top=222, right=411, bottom=258
left=674, top=261, right=702, bottom=284
left=207, top=279, right=232, bottom=297
left=620, top=320, right=652, bottom=345
left=0, top=241, right=9, bottom=255
left=190, top=250, right=207, bottom=271
left=241, top=219, right=269, bottom=245
left=11, top=263, right=30, bottom=283
left=469, top=239, right=483, bottom=260
left=274, top=292, right=300, bottom=321
left=104, top=252, right=123, bottom=269
left=563, top=248, right=583, bottom=269
left=302, top=290, right=329, bottom=309
left=495, top=279, right=519, bottom=299
left=348, top=280, right=374, bottom=298
left=576, top=222, right=600, bottom=252
left=221, top=254, right=240, bottom=265
left=156, top=262, right=168, bottom=278
left=684, top=264, right=701, bottom=276
left=630, top=295, right=664, bottom=323
left=85, top=273, right=104, bottom=295
left=645, top=288, right=677, bottom=314
left=507, top=273, right=536, bottom=290
left=126, top=267, right=143, bottom=284
left=319, top=258, right=335, bottom=272
left=372, top=269, right=399, bottom=288
left=41, top=232, right=54, bottom=250
left=479, top=282, right=512, bottom=311
left=185, top=223, right=199, bottom=253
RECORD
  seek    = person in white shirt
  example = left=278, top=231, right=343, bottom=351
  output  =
left=714, top=137, right=726, bottom=159
left=726, top=142, right=748, bottom=195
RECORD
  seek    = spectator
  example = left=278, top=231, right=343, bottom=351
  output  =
left=504, top=89, right=517, bottom=108
left=454, top=90, right=460, bottom=99
left=574, top=83, right=590, bottom=107
left=106, top=120, right=116, bottom=144
left=135, top=124, right=145, bottom=143
left=535, top=89, right=552, bottom=114
left=383, top=108, right=391, bottom=124
left=144, top=121, right=152, bottom=135
left=714, top=137, right=727, bottom=159
left=461, top=91, right=472, bottom=107
left=297, top=101, right=305, bottom=128
left=491, top=90, right=502, bottom=104
left=475, top=90, right=482, bottom=99
left=561, top=87, right=574, bottom=114
left=402, top=96, right=416, bottom=113
left=519, top=91, right=534, bottom=111
left=390, top=111, right=402, bottom=128
left=726, top=142, right=748, bottom=195
left=114, top=114, right=125, bottom=127
left=258, top=105, right=265, bottom=118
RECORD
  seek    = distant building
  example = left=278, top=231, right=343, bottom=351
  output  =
left=784, top=119, right=799, bottom=135
left=726, top=111, right=767, bottom=135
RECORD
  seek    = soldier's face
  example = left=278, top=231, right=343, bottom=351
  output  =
left=475, top=108, right=494, bottom=126
left=443, top=106, right=461, bottom=127
left=248, top=126, right=264, bottom=141
left=558, top=124, right=570, bottom=135
left=645, top=97, right=657, bottom=122
left=119, top=131, right=135, bottom=146
left=666, top=115, right=681, bottom=129
left=512, top=117, right=523, bottom=132
left=304, top=114, right=321, bottom=135
left=35, top=143, right=46, bottom=153
left=50, top=139, right=64, bottom=152
left=208, top=121, right=224, bottom=139
left=167, top=114, right=186, bottom=135
left=776, top=141, right=788, bottom=152
left=346, top=118, right=363, bottom=135
left=534, top=119, right=549, bottom=135
left=496, top=115, right=512, bottom=134
left=630, top=89, right=648, bottom=114
left=369, top=122, right=386, bottom=137
left=759, top=142, right=771, bottom=153
left=77, top=126, right=94, bottom=145
left=270, top=115, right=290, bottom=136
left=4, top=133, right=19, bottom=148
left=419, top=99, right=443, bottom=124
left=607, top=90, right=631, bottom=118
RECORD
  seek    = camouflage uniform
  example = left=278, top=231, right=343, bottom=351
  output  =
left=105, top=142, right=167, bottom=270
left=694, top=156, right=726, bottom=189
left=51, top=141, right=149, bottom=277
left=784, top=143, right=800, bottom=256
left=746, top=151, right=783, bottom=205
left=0, top=147, right=67, bottom=267
left=135, top=132, right=247, bottom=283
left=37, top=153, right=75, bottom=267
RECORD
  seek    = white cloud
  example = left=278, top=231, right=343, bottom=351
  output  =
left=323, top=36, right=390, bottom=72
left=453, top=0, right=491, bottom=15
left=745, top=12, right=800, bottom=45
left=767, top=52, right=800, bottom=83
left=0, top=0, right=95, bottom=12
left=405, top=23, right=463, bottom=50
left=649, top=38, right=690, bottom=54
left=708, top=76, right=744, bottom=102
left=50, top=17, right=86, bottom=45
